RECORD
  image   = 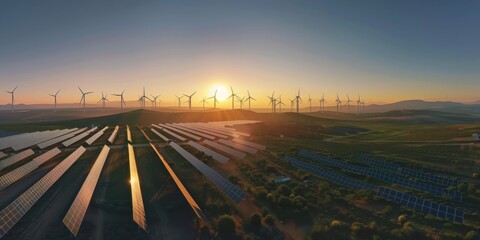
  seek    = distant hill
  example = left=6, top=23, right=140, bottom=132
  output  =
left=366, top=100, right=464, bottom=111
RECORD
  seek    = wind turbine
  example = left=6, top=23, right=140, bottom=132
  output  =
left=97, top=91, right=109, bottom=108
left=200, top=96, right=209, bottom=110
left=207, top=89, right=219, bottom=109
left=276, top=95, right=285, bottom=113
left=245, top=90, right=256, bottom=111
left=356, top=94, right=361, bottom=114
left=336, top=94, right=342, bottom=112
left=112, top=90, right=126, bottom=109
left=138, top=87, right=150, bottom=108
left=78, top=86, right=93, bottom=112
left=227, top=86, right=240, bottom=110
left=183, top=91, right=197, bottom=111
left=294, top=89, right=302, bottom=113
left=237, top=96, right=246, bottom=110
left=290, top=98, right=295, bottom=112
left=267, top=91, right=276, bottom=113
left=345, top=94, right=353, bottom=112
left=150, top=94, right=160, bottom=108
left=6, top=86, right=17, bottom=112
left=319, top=93, right=326, bottom=112
left=308, top=94, right=312, bottom=112
left=175, top=95, right=183, bottom=108
left=49, top=89, right=60, bottom=112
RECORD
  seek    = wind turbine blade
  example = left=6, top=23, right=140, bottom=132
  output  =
left=78, top=86, right=84, bottom=94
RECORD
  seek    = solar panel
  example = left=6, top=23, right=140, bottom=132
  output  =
left=231, top=138, right=266, bottom=150
left=0, top=149, right=35, bottom=171
left=203, top=140, right=246, bottom=159
left=0, top=146, right=86, bottom=239
left=376, top=187, right=464, bottom=223
left=108, top=126, right=120, bottom=143
left=62, top=127, right=98, bottom=147
left=137, top=126, right=152, bottom=142
left=163, top=124, right=202, bottom=141
left=217, top=139, right=258, bottom=154
left=188, top=124, right=239, bottom=138
left=0, top=152, right=5, bottom=159
left=169, top=142, right=245, bottom=203
left=149, top=143, right=209, bottom=223
left=282, top=155, right=376, bottom=190
left=162, top=129, right=187, bottom=142
left=11, top=128, right=79, bottom=151
left=128, top=144, right=147, bottom=231
left=85, top=126, right=109, bottom=145
left=38, top=128, right=88, bottom=149
left=126, top=125, right=132, bottom=143
left=170, top=124, right=216, bottom=140
left=0, top=148, right=61, bottom=191
left=63, top=145, right=110, bottom=236
left=178, top=124, right=229, bottom=139
left=187, top=141, right=230, bottom=164
left=150, top=128, right=170, bottom=142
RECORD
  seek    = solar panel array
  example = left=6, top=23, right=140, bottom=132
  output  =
left=231, top=138, right=266, bottom=150
left=0, top=152, right=5, bottom=159
left=170, top=124, right=216, bottom=140
left=38, top=128, right=88, bottom=149
left=0, top=149, right=35, bottom=171
left=126, top=125, right=132, bottom=143
left=187, top=141, right=230, bottom=164
left=108, top=126, right=119, bottom=143
left=203, top=140, right=246, bottom=159
left=128, top=144, right=147, bottom=231
left=179, top=124, right=229, bottom=139
left=188, top=124, right=239, bottom=138
left=356, top=155, right=462, bottom=187
left=85, top=126, right=108, bottom=145
left=162, top=128, right=187, bottom=142
left=0, top=128, right=78, bottom=151
left=299, top=149, right=462, bottom=201
left=0, top=146, right=86, bottom=239
left=163, top=124, right=202, bottom=141
left=0, top=148, right=61, bottom=191
left=218, top=139, right=258, bottom=154
left=169, top=142, right=245, bottom=203
left=63, top=145, right=110, bottom=236
left=149, top=143, right=209, bottom=223
left=282, top=155, right=376, bottom=190
left=376, top=187, right=464, bottom=223
left=62, top=127, right=98, bottom=147
left=150, top=128, right=169, bottom=141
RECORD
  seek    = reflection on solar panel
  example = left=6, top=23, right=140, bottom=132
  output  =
left=137, top=126, right=152, bottom=142
left=151, top=129, right=169, bottom=142
left=356, top=155, right=462, bottom=187
left=218, top=139, right=257, bottom=154
left=149, top=143, right=209, bottom=223
left=163, top=124, right=202, bottom=141
left=231, top=138, right=266, bottom=150
left=62, top=127, right=98, bottom=147
left=376, top=187, right=464, bottom=223
left=0, top=148, right=61, bottom=191
left=0, top=152, right=5, bottom=159
left=151, top=124, right=163, bottom=130
left=162, top=129, right=186, bottom=141
left=128, top=144, right=147, bottom=231
left=11, top=128, right=79, bottom=151
left=0, top=146, right=86, bottom=239
left=0, top=149, right=35, bottom=171
left=203, top=140, right=246, bottom=159
left=169, top=142, right=245, bottom=203
left=126, top=125, right=132, bottom=143
left=282, top=155, right=376, bottom=190
left=170, top=124, right=216, bottom=140
left=38, top=128, right=88, bottom=149
left=191, top=125, right=239, bottom=138
left=299, top=149, right=462, bottom=201
left=187, top=141, right=230, bottom=164
left=108, top=126, right=120, bottom=143
left=85, top=126, right=108, bottom=145
left=63, top=145, right=110, bottom=236
left=178, top=124, right=229, bottom=139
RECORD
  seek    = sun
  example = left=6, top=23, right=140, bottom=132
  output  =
left=209, top=84, right=229, bottom=101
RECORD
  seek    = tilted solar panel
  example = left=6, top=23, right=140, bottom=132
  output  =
left=128, top=144, right=147, bottom=231
left=62, top=127, right=98, bottom=147
left=37, top=128, right=88, bottom=149
left=170, top=124, right=216, bottom=140
left=162, top=129, right=186, bottom=142
left=0, top=152, right=5, bottom=159
left=203, top=140, right=246, bottom=159
left=187, top=141, right=230, bottom=164
left=150, top=129, right=169, bottom=142
left=108, top=126, right=120, bottom=143
left=218, top=139, right=258, bottom=154
left=164, top=124, right=202, bottom=141
left=85, top=126, right=108, bottom=145
left=231, top=138, right=266, bottom=150
left=126, top=125, right=132, bottom=143
left=0, top=149, right=35, bottom=171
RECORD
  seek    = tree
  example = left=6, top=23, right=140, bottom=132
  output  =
left=249, top=212, right=262, bottom=233
left=217, top=215, right=236, bottom=239
left=264, top=214, right=276, bottom=228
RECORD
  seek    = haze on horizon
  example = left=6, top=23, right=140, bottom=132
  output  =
left=1, top=1, right=479, bottom=108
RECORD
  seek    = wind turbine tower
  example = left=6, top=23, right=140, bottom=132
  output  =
left=112, top=90, right=126, bottom=109
left=245, top=90, right=256, bottom=111
left=6, top=86, right=17, bottom=112
left=97, top=91, right=109, bottom=108
left=151, top=94, right=160, bottom=108
left=200, top=97, right=209, bottom=109
left=345, top=94, right=353, bottom=112
left=294, top=89, right=302, bottom=113
left=208, top=90, right=219, bottom=109
left=276, top=95, right=285, bottom=113
left=336, top=94, right=342, bottom=112
left=78, top=86, right=93, bottom=112
left=227, top=86, right=240, bottom=110
left=175, top=95, right=183, bottom=108
left=183, top=91, right=197, bottom=111
left=308, top=93, right=312, bottom=112
left=49, top=89, right=60, bottom=112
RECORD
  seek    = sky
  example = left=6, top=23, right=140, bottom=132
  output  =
left=0, top=1, right=479, bottom=108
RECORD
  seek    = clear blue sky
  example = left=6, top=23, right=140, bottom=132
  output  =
left=1, top=1, right=479, bottom=106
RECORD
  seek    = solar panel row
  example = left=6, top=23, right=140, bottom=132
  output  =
left=150, top=128, right=170, bottom=142
left=282, top=155, right=376, bottom=190
left=0, top=152, right=5, bottom=159
left=188, top=124, right=239, bottom=138
left=163, top=124, right=202, bottom=141
left=203, top=140, right=246, bottom=159
left=63, top=145, right=110, bottom=236
left=376, top=187, right=464, bottom=223
left=218, top=139, right=258, bottom=154
left=0, top=149, right=35, bottom=171
left=356, top=155, right=461, bottom=187
left=108, top=126, right=120, bottom=143
left=169, top=142, right=245, bottom=203
left=128, top=144, right=148, bottom=231
left=187, top=141, right=230, bottom=164
left=299, top=149, right=462, bottom=201
left=62, top=127, right=98, bottom=147
left=149, top=143, right=209, bottom=223
left=11, top=129, right=77, bottom=151
left=231, top=138, right=266, bottom=150
left=37, top=128, right=88, bottom=149
left=85, top=126, right=109, bottom=145
left=162, top=128, right=187, bottom=142
left=137, top=126, right=152, bottom=142
left=0, top=146, right=86, bottom=239
left=170, top=124, right=216, bottom=140
left=0, top=148, right=61, bottom=191
left=178, top=124, right=229, bottom=139
left=126, top=125, right=132, bottom=143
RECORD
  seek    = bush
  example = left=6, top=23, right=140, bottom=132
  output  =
left=264, top=214, right=276, bottom=227
left=398, top=215, right=407, bottom=225
left=382, top=205, right=393, bottom=215
left=217, top=215, right=236, bottom=239
left=249, top=212, right=262, bottom=233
